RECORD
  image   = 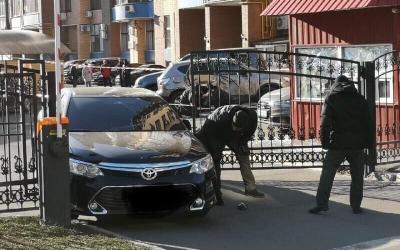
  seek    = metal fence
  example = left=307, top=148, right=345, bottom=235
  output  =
left=0, top=60, right=49, bottom=212
left=182, top=50, right=366, bottom=170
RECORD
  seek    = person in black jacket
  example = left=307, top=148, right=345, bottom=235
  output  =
left=196, top=105, right=265, bottom=206
left=309, top=75, right=372, bottom=215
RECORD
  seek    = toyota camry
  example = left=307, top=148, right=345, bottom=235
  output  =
left=60, top=87, right=216, bottom=218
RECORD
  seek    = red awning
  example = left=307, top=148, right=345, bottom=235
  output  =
left=261, top=0, right=400, bottom=16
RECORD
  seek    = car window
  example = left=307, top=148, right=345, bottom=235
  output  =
left=177, top=65, right=189, bottom=74
left=67, top=96, right=186, bottom=132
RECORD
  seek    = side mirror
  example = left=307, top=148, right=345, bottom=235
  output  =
left=183, top=119, right=192, bottom=130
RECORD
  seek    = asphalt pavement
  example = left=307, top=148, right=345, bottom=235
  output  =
left=93, top=169, right=400, bottom=250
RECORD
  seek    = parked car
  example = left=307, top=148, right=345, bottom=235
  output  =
left=63, top=59, right=86, bottom=85
left=258, top=87, right=291, bottom=127
left=60, top=87, right=216, bottom=218
left=130, top=64, right=165, bottom=83
left=159, top=57, right=288, bottom=105
left=156, top=60, right=190, bottom=102
left=134, top=71, right=163, bottom=91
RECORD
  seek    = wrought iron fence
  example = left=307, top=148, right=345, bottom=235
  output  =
left=182, top=50, right=362, bottom=169
left=0, top=60, right=48, bottom=212
left=373, top=51, right=400, bottom=166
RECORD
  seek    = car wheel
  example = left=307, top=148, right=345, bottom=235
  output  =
left=168, top=90, right=184, bottom=103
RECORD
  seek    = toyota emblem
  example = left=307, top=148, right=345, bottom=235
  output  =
left=141, top=168, right=157, bottom=181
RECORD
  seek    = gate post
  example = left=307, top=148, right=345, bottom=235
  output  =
left=38, top=117, right=70, bottom=227
left=363, top=61, right=377, bottom=174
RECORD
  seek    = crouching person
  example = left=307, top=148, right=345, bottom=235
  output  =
left=195, top=105, right=264, bottom=206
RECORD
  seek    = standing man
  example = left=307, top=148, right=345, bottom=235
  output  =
left=309, top=75, right=372, bottom=215
left=70, top=64, right=78, bottom=88
left=196, top=105, right=264, bottom=206
left=82, top=63, right=93, bottom=87
left=101, top=60, right=112, bottom=87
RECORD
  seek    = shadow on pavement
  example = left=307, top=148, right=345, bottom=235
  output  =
left=93, top=180, right=400, bottom=250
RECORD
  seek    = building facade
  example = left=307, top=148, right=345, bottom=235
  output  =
left=149, top=0, right=284, bottom=66
left=0, top=0, right=55, bottom=59
left=60, top=0, right=118, bottom=60
left=111, top=0, right=155, bottom=64
left=262, top=0, right=400, bottom=140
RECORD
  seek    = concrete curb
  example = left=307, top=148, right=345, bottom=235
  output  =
left=73, top=221, right=165, bottom=250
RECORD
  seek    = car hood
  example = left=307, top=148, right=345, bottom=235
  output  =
left=69, top=131, right=208, bottom=165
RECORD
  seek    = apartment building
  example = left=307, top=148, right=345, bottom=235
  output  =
left=151, top=0, right=286, bottom=66
left=111, top=0, right=155, bottom=64
left=60, top=0, right=120, bottom=60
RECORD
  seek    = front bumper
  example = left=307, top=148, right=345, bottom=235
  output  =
left=71, top=167, right=216, bottom=216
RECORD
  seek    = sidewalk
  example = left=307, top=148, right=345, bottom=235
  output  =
left=95, top=168, right=400, bottom=250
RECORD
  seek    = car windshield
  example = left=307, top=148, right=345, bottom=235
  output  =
left=68, top=96, right=186, bottom=132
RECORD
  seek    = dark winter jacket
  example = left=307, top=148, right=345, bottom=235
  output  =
left=320, top=82, right=372, bottom=150
left=196, top=105, right=258, bottom=154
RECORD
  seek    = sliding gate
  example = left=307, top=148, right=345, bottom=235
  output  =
left=185, top=50, right=368, bottom=170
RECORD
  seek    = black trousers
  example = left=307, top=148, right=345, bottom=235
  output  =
left=316, top=149, right=365, bottom=209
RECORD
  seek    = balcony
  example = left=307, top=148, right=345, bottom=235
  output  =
left=112, top=2, right=154, bottom=22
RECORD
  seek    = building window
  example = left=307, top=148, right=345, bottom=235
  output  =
left=23, top=0, right=38, bottom=13
left=164, top=15, right=171, bottom=49
left=11, top=0, right=22, bottom=17
left=120, top=23, right=128, bottom=52
left=90, top=0, right=101, bottom=10
left=146, top=20, right=154, bottom=51
left=294, top=45, right=392, bottom=101
left=62, top=0, right=71, bottom=12
left=0, top=0, right=5, bottom=17
left=91, top=24, right=104, bottom=53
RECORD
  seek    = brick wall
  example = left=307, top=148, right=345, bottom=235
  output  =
left=154, top=0, right=178, bottom=66
left=178, top=9, right=205, bottom=57
left=205, top=6, right=242, bottom=50
left=242, top=2, right=263, bottom=47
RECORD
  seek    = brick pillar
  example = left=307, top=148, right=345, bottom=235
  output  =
left=78, top=31, right=91, bottom=59
left=241, top=2, right=263, bottom=47
left=205, top=6, right=242, bottom=50
left=178, top=9, right=205, bottom=57
left=129, top=20, right=146, bottom=64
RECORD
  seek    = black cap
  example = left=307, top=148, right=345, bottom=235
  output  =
left=233, top=110, right=249, bottom=129
left=335, top=75, right=350, bottom=85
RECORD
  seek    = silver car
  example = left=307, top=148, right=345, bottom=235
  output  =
left=156, top=60, right=190, bottom=102
left=258, top=87, right=291, bottom=127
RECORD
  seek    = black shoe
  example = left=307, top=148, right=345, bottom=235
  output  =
left=309, top=206, right=329, bottom=214
left=245, top=189, right=265, bottom=198
left=352, top=207, right=363, bottom=214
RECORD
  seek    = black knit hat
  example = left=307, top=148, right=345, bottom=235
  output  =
left=233, top=110, right=249, bottom=129
left=335, top=75, right=350, bottom=85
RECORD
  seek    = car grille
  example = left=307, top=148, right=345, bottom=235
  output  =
left=101, top=167, right=189, bottom=178
left=93, top=185, right=199, bottom=214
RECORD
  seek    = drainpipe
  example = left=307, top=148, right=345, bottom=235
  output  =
left=5, top=0, right=10, bottom=29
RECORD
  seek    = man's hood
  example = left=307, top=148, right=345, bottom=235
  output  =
left=330, top=81, right=357, bottom=95
left=69, top=131, right=207, bottom=164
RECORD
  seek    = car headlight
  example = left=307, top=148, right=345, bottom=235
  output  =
left=190, top=155, right=214, bottom=174
left=70, top=159, right=104, bottom=178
